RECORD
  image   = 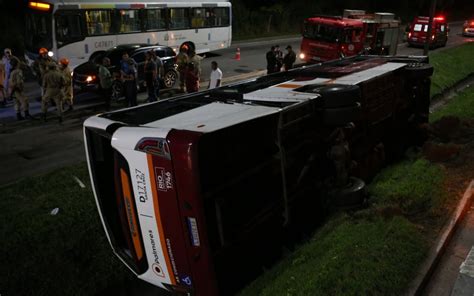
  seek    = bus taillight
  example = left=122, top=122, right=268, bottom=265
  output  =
left=28, top=1, right=52, bottom=12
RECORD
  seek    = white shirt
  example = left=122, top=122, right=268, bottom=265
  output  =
left=209, top=68, right=223, bottom=89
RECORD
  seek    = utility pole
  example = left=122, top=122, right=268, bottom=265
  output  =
left=423, top=0, right=437, bottom=55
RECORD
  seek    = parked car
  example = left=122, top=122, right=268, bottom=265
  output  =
left=463, top=19, right=474, bottom=36
left=407, top=16, right=448, bottom=48
left=73, top=44, right=178, bottom=95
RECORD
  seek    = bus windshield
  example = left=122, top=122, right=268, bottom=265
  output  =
left=25, top=13, right=53, bottom=54
left=303, top=23, right=343, bottom=43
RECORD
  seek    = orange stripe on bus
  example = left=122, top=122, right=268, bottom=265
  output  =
left=147, top=154, right=177, bottom=285
left=120, top=169, right=144, bottom=260
left=276, top=83, right=303, bottom=88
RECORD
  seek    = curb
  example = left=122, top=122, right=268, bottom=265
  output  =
left=406, top=180, right=474, bottom=296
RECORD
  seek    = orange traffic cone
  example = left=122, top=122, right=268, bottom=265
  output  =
left=235, top=47, right=241, bottom=61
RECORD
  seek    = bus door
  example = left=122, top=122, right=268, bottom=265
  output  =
left=55, top=10, right=87, bottom=63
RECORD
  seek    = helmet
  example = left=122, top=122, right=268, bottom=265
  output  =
left=181, top=44, right=189, bottom=51
left=59, top=58, right=69, bottom=66
left=39, top=48, right=48, bottom=55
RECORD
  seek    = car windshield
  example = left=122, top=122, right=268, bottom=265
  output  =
left=303, top=23, right=343, bottom=43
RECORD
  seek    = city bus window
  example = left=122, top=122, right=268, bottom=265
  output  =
left=145, top=9, right=166, bottom=30
left=118, top=10, right=141, bottom=33
left=211, top=7, right=230, bottom=26
left=191, top=8, right=206, bottom=28
left=25, top=13, right=52, bottom=52
left=85, top=10, right=112, bottom=35
left=169, top=8, right=190, bottom=29
left=56, top=14, right=83, bottom=46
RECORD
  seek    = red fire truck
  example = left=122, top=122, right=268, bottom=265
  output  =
left=407, top=16, right=449, bottom=48
left=300, top=9, right=400, bottom=63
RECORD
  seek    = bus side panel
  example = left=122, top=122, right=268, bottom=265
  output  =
left=167, top=130, right=219, bottom=296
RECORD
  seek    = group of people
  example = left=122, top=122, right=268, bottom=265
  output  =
left=176, top=44, right=222, bottom=93
left=0, top=47, right=73, bottom=122
left=266, top=45, right=297, bottom=74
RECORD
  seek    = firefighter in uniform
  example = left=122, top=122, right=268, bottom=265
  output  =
left=9, top=58, right=32, bottom=120
left=33, top=48, right=56, bottom=90
left=42, top=63, right=66, bottom=123
left=176, top=44, right=189, bottom=92
left=59, top=58, right=73, bottom=111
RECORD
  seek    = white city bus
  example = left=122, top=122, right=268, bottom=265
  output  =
left=24, top=0, right=232, bottom=68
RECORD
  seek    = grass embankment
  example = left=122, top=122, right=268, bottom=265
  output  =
left=430, top=84, right=474, bottom=122
left=0, top=164, right=131, bottom=296
left=429, top=42, right=474, bottom=97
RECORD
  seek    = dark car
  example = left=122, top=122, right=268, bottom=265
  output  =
left=73, top=44, right=178, bottom=94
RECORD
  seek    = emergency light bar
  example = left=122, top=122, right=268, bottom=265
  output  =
left=28, top=1, right=52, bottom=12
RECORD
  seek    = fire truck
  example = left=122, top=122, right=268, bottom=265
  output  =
left=407, top=16, right=449, bottom=47
left=300, top=9, right=400, bottom=63
left=84, top=55, right=433, bottom=295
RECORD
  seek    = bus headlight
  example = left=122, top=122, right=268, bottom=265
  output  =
left=299, top=53, right=305, bottom=60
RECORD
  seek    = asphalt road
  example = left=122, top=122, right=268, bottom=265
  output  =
left=0, top=22, right=472, bottom=296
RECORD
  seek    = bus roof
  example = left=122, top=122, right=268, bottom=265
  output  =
left=305, top=17, right=363, bottom=27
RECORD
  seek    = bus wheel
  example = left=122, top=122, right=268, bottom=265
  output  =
left=164, top=70, right=178, bottom=88
left=322, top=103, right=361, bottom=126
left=404, top=63, right=434, bottom=79
left=330, top=177, right=366, bottom=208
left=305, top=84, right=361, bottom=108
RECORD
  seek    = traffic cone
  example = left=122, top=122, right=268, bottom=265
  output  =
left=235, top=48, right=241, bottom=61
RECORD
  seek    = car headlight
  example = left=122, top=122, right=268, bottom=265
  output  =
left=299, top=53, right=305, bottom=60
left=86, top=75, right=95, bottom=83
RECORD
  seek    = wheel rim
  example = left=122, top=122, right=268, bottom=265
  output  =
left=164, top=71, right=177, bottom=88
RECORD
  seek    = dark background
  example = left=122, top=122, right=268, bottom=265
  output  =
left=1, top=0, right=474, bottom=54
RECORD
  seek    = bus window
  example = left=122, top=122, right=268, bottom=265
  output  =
left=56, top=13, right=84, bottom=47
left=145, top=9, right=166, bottom=31
left=118, top=10, right=141, bottom=33
left=191, top=8, right=206, bottom=28
left=211, top=7, right=230, bottom=27
left=25, top=13, right=52, bottom=52
left=85, top=10, right=112, bottom=35
left=169, top=8, right=190, bottom=29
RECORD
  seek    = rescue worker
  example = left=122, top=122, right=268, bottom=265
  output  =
left=59, top=58, right=73, bottom=111
left=33, top=48, right=56, bottom=87
left=42, top=63, right=66, bottom=123
left=275, top=45, right=283, bottom=72
left=266, top=46, right=277, bottom=74
left=176, top=44, right=189, bottom=92
left=283, top=45, right=296, bottom=71
left=150, top=50, right=163, bottom=98
left=188, top=48, right=203, bottom=88
left=120, top=53, right=138, bottom=107
left=2, top=48, right=14, bottom=100
left=185, top=62, right=199, bottom=93
left=144, top=51, right=157, bottom=102
left=98, top=57, right=113, bottom=110
left=9, top=58, right=32, bottom=120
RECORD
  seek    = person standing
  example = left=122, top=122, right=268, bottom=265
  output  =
left=283, top=45, right=297, bottom=71
left=2, top=48, right=15, bottom=101
left=42, top=63, right=66, bottom=123
left=144, top=51, right=157, bottom=102
left=59, top=58, right=73, bottom=111
left=275, top=45, right=283, bottom=72
left=176, top=45, right=189, bottom=92
left=208, top=61, right=222, bottom=90
left=98, top=57, right=113, bottom=110
left=33, top=48, right=55, bottom=87
left=0, top=63, right=5, bottom=107
left=266, top=46, right=277, bottom=74
left=185, top=63, right=199, bottom=93
left=150, top=50, right=163, bottom=99
left=9, top=58, right=32, bottom=120
left=120, top=53, right=138, bottom=107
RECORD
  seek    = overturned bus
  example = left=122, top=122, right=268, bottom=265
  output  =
left=84, top=55, right=433, bottom=295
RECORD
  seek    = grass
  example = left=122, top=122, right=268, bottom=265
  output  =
left=430, top=85, right=474, bottom=122
left=429, top=42, right=474, bottom=97
left=240, top=158, right=443, bottom=296
left=0, top=163, right=131, bottom=296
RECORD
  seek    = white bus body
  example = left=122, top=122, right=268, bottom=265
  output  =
left=25, top=0, right=232, bottom=68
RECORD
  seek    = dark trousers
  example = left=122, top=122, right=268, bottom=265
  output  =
left=124, top=80, right=137, bottom=107
left=146, top=76, right=157, bottom=102
left=100, top=87, right=112, bottom=110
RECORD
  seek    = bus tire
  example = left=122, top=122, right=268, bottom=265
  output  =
left=404, top=63, right=434, bottom=79
left=331, top=177, right=366, bottom=207
left=312, top=84, right=361, bottom=108
left=322, top=103, right=361, bottom=126
left=163, top=70, right=178, bottom=88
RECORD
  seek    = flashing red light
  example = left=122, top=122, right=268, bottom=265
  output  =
left=471, top=21, right=474, bottom=26
left=434, top=16, right=445, bottom=21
